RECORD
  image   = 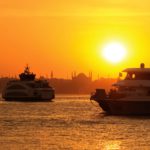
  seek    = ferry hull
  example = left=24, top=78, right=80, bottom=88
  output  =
left=3, top=92, right=55, bottom=102
left=99, top=100, right=150, bottom=115
left=3, top=96, right=54, bottom=102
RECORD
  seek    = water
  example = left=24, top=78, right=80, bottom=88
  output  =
left=1, top=95, right=150, bottom=150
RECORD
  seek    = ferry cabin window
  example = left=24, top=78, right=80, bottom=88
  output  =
left=119, top=87, right=136, bottom=91
left=7, top=85, right=26, bottom=89
left=34, top=82, right=50, bottom=88
left=125, top=73, right=132, bottom=80
left=43, top=82, right=50, bottom=88
left=26, top=83, right=35, bottom=88
left=125, top=73, right=150, bottom=80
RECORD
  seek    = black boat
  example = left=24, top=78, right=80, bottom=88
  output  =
left=90, top=63, right=150, bottom=115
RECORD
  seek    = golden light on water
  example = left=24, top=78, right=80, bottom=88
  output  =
left=101, top=42, right=127, bottom=63
left=103, top=141, right=121, bottom=150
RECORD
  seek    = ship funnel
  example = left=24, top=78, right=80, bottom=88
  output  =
left=140, top=63, right=145, bottom=69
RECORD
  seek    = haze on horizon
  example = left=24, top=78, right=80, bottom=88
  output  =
left=0, top=0, right=150, bottom=79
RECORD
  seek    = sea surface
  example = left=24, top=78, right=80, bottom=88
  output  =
left=1, top=95, right=150, bottom=150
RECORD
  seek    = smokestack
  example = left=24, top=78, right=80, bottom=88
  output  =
left=140, top=63, right=145, bottom=69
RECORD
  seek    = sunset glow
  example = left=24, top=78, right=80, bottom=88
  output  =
left=1, top=1, right=150, bottom=149
left=0, top=1, right=150, bottom=78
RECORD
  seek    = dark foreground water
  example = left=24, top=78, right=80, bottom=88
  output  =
left=1, top=95, right=150, bottom=150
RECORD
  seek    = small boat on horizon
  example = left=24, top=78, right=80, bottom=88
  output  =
left=90, top=63, right=150, bottom=115
left=2, top=65, right=55, bottom=101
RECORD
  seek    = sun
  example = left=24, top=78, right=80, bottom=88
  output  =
left=101, top=42, right=127, bottom=63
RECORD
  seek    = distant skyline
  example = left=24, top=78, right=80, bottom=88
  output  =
left=0, top=1, right=150, bottom=78
left=0, top=70, right=108, bottom=80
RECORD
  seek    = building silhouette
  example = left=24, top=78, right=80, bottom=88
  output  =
left=48, top=73, right=116, bottom=94
left=0, top=73, right=116, bottom=94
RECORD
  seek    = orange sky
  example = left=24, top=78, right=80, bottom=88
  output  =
left=0, top=0, right=150, bottom=79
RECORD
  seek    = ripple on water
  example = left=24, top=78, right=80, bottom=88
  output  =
left=1, top=96, right=150, bottom=149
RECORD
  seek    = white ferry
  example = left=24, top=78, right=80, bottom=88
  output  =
left=2, top=66, right=55, bottom=101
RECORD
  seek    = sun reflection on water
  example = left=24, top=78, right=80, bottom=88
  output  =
left=103, top=141, right=121, bottom=150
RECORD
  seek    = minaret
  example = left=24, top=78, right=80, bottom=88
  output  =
left=74, top=71, right=76, bottom=78
left=50, top=71, right=53, bottom=79
left=97, top=74, right=100, bottom=80
left=71, top=72, right=74, bottom=79
left=89, top=72, right=92, bottom=80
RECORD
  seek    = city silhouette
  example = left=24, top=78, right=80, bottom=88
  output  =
left=0, top=72, right=116, bottom=94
